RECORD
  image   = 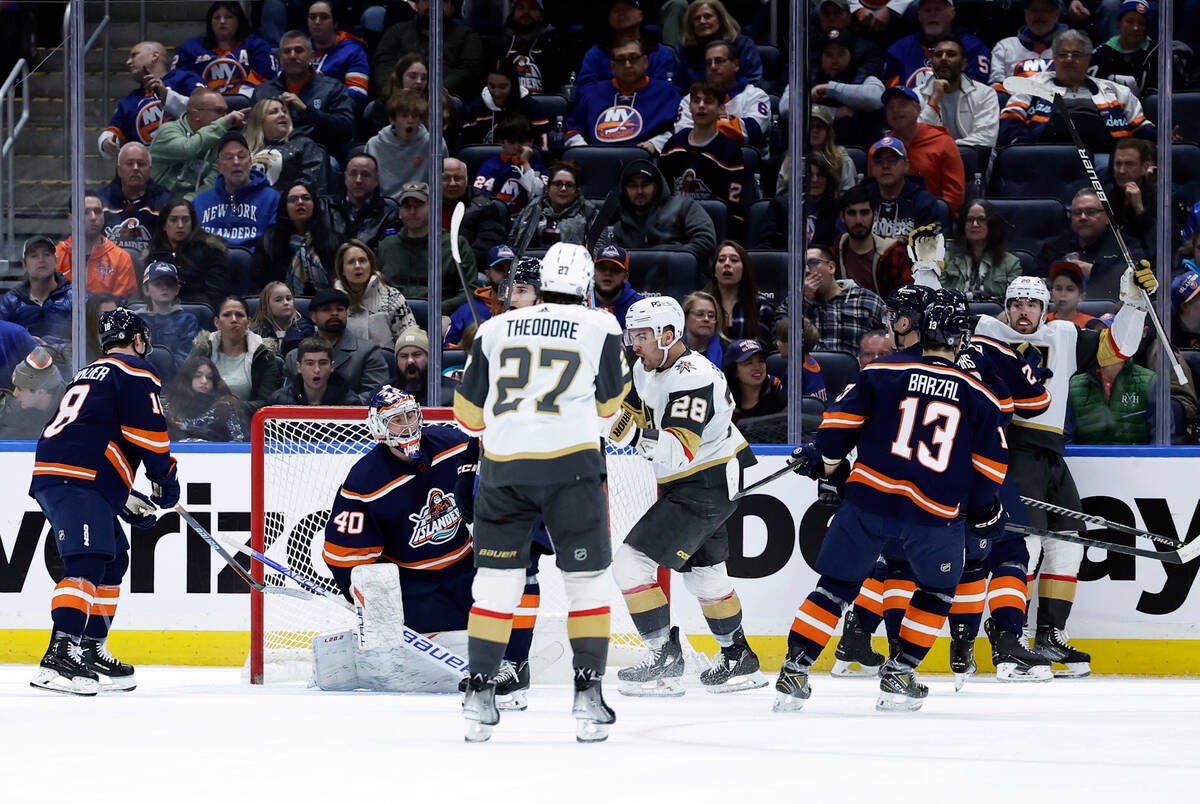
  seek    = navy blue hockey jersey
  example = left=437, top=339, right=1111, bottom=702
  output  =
left=564, top=77, right=680, bottom=146
left=958, top=334, right=1051, bottom=426
left=816, top=352, right=1008, bottom=525
left=30, top=354, right=175, bottom=513
left=658, top=128, right=749, bottom=226
left=323, top=425, right=478, bottom=593
left=103, top=68, right=206, bottom=147
left=172, top=36, right=279, bottom=98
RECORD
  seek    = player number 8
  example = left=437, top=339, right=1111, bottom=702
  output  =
left=668, top=395, right=708, bottom=423
left=42, top=386, right=91, bottom=438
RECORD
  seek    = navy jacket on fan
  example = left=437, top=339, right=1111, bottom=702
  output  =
left=864, top=175, right=948, bottom=241
left=564, top=77, right=680, bottom=147
left=815, top=352, right=1008, bottom=525
left=323, top=425, right=478, bottom=595
left=30, top=353, right=175, bottom=513
left=103, top=68, right=205, bottom=148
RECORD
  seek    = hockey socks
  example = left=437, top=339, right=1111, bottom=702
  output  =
left=882, top=563, right=916, bottom=640
left=51, top=577, right=95, bottom=638
left=1036, top=575, right=1077, bottom=630
left=987, top=567, right=1029, bottom=635
left=567, top=607, right=610, bottom=675
left=83, top=585, right=120, bottom=641
left=948, top=561, right=988, bottom=637
left=850, top=562, right=886, bottom=635
left=698, top=591, right=743, bottom=647
left=503, top=577, right=540, bottom=664
left=895, top=588, right=954, bottom=669
left=621, top=582, right=671, bottom=646
left=787, top=579, right=856, bottom=666
left=467, top=606, right=514, bottom=679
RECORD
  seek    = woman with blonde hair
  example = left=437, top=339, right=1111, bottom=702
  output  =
left=332, top=239, right=416, bottom=349
left=681, top=290, right=729, bottom=368
left=673, top=0, right=763, bottom=89
left=243, top=97, right=329, bottom=190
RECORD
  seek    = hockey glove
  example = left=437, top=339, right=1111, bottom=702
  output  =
left=907, top=224, right=945, bottom=289
left=817, top=458, right=852, bottom=504
left=121, top=490, right=158, bottom=529
left=149, top=459, right=180, bottom=509
left=1120, top=259, right=1158, bottom=310
left=967, top=499, right=1008, bottom=542
left=790, top=443, right=824, bottom=480
left=635, top=428, right=658, bottom=461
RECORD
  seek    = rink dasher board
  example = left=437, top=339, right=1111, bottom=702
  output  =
left=2, top=442, right=1200, bottom=673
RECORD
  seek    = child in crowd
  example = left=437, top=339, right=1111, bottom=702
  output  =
left=365, top=88, right=433, bottom=198
left=1046, top=260, right=1102, bottom=330
left=473, top=115, right=547, bottom=217
left=250, top=280, right=315, bottom=355
left=138, top=261, right=199, bottom=368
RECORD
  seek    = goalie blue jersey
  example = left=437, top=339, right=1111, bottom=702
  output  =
left=324, top=425, right=478, bottom=594
left=30, top=354, right=175, bottom=513
left=816, top=352, right=1008, bottom=525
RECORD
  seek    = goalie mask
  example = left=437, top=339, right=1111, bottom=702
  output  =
left=367, top=385, right=423, bottom=456
left=1005, top=275, right=1051, bottom=328
left=540, top=242, right=594, bottom=301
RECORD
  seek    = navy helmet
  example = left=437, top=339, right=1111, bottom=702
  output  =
left=98, top=307, right=152, bottom=351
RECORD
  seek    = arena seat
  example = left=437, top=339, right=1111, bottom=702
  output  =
left=537, top=94, right=569, bottom=127
left=1181, top=349, right=1200, bottom=386
left=1143, top=92, right=1200, bottom=144
left=809, top=350, right=859, bottom=399
left=457, top=145, right=503, bottom=179
left=627, top=250, right=701, bottom=303
left=845, top=146, right=867, bottom=182
left=756, top=45, right=783, bottom=94
left=1077, top=300, right=1115, bottom=318
left=745, top=198, right=774, bottom=248
left=746, top=249, right=788, bottom=300
left=698, top=199, right=729, bottom=245
left=766, top=352, right=786, bottom=378
left=1172, top=143, right=1200, bottom=209
left=407, top=298, right=429, bottom=331
left=959, top=145, right=983, bottom=204
left=969, top=301, right=1002, bottom=318
left=990, top=145, right=1096, bottom=206
left=181, top=302, right=216, bottom=332
left=985, top=197, right=1067, bottom=260
left=562, top=146, right=656, bottom=199
left=226, top=247, right=254, bottom=295
left=1012, top=248, right=1039, bottom=276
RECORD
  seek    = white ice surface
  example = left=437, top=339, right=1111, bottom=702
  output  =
left=3, top=666, right=1199, bottom=803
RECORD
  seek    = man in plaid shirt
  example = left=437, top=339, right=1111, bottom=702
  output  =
left=801, top=244, right=888, bottom=357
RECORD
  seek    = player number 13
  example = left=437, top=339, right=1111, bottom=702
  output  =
left=889, top=396, right=961, bottom=473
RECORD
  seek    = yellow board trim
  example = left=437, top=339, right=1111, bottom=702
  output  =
left=1, top=630, right=249, bottom=665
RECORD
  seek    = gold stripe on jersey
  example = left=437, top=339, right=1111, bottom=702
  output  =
left=483, top=440, right=600, bottom=462
left=665, top=425, right=702, bottom=461
left=1012, top=419, right=1064, bottom=434
left=657, top=449, right=742, bottom=485
left=452, top=393, right=485, bottom=432
left=596, top=377, right=632, bottom=418
left=623, top=585, right=670, bottom=614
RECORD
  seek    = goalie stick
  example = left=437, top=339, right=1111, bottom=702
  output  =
left=448, top=201, right=480, bottom=328
left=1005, top=522, right=1200, bottom=565
left=1019, top=495, right=1188, bottom=548
left=1000, top=75, right=1187, bottom=385
left=174, top=504, right=309, bottom=598
left=220, top=536, right=472, bottom=675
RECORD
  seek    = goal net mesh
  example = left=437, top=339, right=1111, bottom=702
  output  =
left=251, top=408, right=658, bottom=683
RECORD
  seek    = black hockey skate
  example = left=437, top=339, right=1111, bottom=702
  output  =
left=462, top=672, right=500, bottom=743
left=80, top=637, right=136, bottom=692
left=1034, top=626, right=1092, bottom=678
left=876, top=659, right=928, bottom=712
left=494, top=659, right=530, bottom=711
left=30, top=631, right=99, bottom=696
left=572, top=667, right=616, bottom=743
left=831, top=610, right=885, bottom=677
left=985, top=618, right=1052, bottom=682
left=617, top=625, right=685, bottom=697
left=949, top=622, right=977, bottom=692
left=701, top=628, right=768, bottom=693
left=772, top=653, right=812, bottom=713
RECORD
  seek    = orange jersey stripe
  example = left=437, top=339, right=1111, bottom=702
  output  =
left=848, top=464, right=960, bottom=518
left=431, top=442, right=470, bottom=465
left=33, top=462, right=97, bottom=481
left=106, top=443, right=135, bottom=488
left=385, top=540, right=472, bottom=571
left=95, top=357, right=162, bottom=385
left=339, top=474, right=414, bottom=502
left=120, top=426, right=170, bottom=453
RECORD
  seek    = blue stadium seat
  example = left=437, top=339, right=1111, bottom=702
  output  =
left=698, top=199, right=728, bottom=246
left=745, top=199, right=774, bottom=248
left=810, top=350, right=859, bottom=399
left=457, top=145, right=503, bottom=179
left=1077, top=300, right=1115, bottom=318
left=741, top=146, right=761, bottom=184
left=407, top=299, right=429, bottom=331
left=756, top=45, right=783, bottom=94
left=969, top=301, right=1002, bottom=318
left=984, top=197, right=1067, bottom=262
left=1182, top=349, right=1200, bottom=386
left=226, top=247, right=254, bottom=295
left=1012, top=248, right=1039, bottom=276
left=562, top=146, right=653, bottom=199
left=766, top=352, right=786, bottom=379
left=746, top=250, right=788, bottom=301
left=1143, top=92, right=1200, bottom=144
left=627, top=250, right=701, bottom=302
left=442, top=349, right=466, bottom=369
left=181, top=302, right=216, bottom=331
left=294, top=297, right=311, bottom=319
left=959, top=145, right=982, bottom=205
left=1172, top=143, right=1200, bottom=209
left=801, top=395, right=826, bottom=434
left=537, top=94, right=569, bottom=126
left=990, top=145, right=1094, bottom=206
left=845, top=146, right=867, bottom=182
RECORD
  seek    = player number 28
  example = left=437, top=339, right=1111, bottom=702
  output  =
left=493, top=346, right=581, bottom=416
left=889, top=396, right=961, bottom=473
left=668, top=395, right=708, bottom=423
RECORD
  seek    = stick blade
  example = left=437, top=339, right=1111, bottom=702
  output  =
left=449, top=202, right=465, bottom=263
left=1001, top=75, right=1063, bottom=102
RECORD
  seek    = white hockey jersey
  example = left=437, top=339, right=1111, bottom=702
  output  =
left=629, top=348, right=752, bottom=486
left=454, top=301, right=631, bottom=484
left=675, top=81, right=771, bottom=153
left=989, top=35, right=1055, bottom=87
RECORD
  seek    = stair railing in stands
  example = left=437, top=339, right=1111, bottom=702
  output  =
left=0, top=58, right=31, bottom=269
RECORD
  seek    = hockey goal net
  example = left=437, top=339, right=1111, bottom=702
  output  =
left=249, top=405, right=660, bottom=684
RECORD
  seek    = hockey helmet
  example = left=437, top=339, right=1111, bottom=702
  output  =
left=885, top=284, right=936, bottom=334
left=935, top=288, right=972, bottom=340
left=624, top=296, right=685, bottom=348
left=1005, top=275, right=1051, bottom=324
left=98, top=307, right=152, bottom=352
left=540, top=242, right=594, bottom=300
left=499, top=255, right=543, bottom=307
left=920, top=296, right=967, bottom=350
left=367, top=385, right=423, bottom=456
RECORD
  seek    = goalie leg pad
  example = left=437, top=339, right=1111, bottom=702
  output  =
left=312, top=630, right=361, bottom=691
left=358, top=630, right=468, bottom=693
left=351, top=563, right=405, bottom=651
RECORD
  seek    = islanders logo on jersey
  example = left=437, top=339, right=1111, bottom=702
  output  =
left=106, top=217, right=152, bottom=251
left=595, top=105, right=643, bottom=143
left=202, top=56, right=250, bottom=95
left=407, top=489, right=463, bottom=549
left=135, top=97, right=165, bottom=144
left=511, top=54, right=544, bottom=94
left=673, top=168, right=711, bottom=199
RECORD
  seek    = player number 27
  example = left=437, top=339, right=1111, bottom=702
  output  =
left=889, top=396, right=961, bottom=473
left=493, top=347, right=581, bottom=416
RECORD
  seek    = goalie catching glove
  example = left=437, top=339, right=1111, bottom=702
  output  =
left=121, top=489, right=158, bottom=529
left=1120, top=259, right=1159, bottom=311
left=907, top=223, right=945, bottom=289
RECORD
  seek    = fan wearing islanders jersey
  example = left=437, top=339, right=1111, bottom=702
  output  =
left=323, top=386, right=542, bottom=705
left=563, top=38, right=680, bottom=154
left=29, top=309, right=180, bottom=696
left=100, top=41, right=206, bottom=157
left=776, top=294, right=1008, bottom=714
left=172, top=2, right=278, bottom=105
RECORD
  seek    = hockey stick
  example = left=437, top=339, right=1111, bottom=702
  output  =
left=448, top=201, right=481, bottom=328
left=732, top=460, right=802, bottom=500
left=1000, top=76, right=1186, bottom=385
left=1018, top=495, right=1187, bottom=548
left=220, top=537, right=471, bottom=675
left=586, top=191, right=621, bottom=255
left=1005, top=522, right=1200, bottom=564
left=173, top=504, right=310, bottom=599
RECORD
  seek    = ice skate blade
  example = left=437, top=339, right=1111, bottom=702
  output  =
left=953, top=672, right=968, bottom=692
left=575, top=718, right=613, bottom=743
left=30, top=669, right=98, bottom=697
left=618, top=678, right=685, bottom=698
left=703, top=674, right=768, bottom=694
left=1051, top=663, right=1091, bottom=678
left=876, top=691, right=923, bottom=712
left=772, top=691, right=809, bottom=712
left=995, top=662, right=1053, bottom=682
left=831, top=659, right=882, bottom=677
left=98, top=674, right=137, bottom=693
left=463, top=721, right=494, bottom=743
left=497, top=689, right=528, bottom=711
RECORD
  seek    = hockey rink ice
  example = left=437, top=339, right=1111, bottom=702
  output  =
left=2, top=666, right=1198, bottom=801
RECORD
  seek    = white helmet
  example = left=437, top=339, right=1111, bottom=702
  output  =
left=1005, top=275, right=1051, bottom=325
left=540, top=242, right=594, bottom=300
left=624, top=296, right=685, bottom=348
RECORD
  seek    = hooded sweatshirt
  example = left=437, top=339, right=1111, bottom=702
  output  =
left=193, top=170, right=280, bottom=247
left=863, top=174, right=949, bottom=241
left=365, top=123, right=433, bottom=199
left=870, top=122, right=965, bottom=214
left=611, top=159, right=716, bottom=265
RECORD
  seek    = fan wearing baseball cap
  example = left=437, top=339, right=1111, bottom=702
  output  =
left=1171, top=271, right=1200, bottom=349
left=863, top=135, right=948, bottom=240
left=877, top=84, right=964, bottom=213
left=1091, top=1, right=1158, bottom=95
left=1045, top=260, right=1100, bottom=330
left=444, top=244, right=516, bottom=349
left=592, top=244, right=644, bottom=328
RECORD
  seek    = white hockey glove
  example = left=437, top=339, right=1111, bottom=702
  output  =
left=121, top=490, right=158, bottom=529
left=907, top=223, right=945, bottom=289
left=1120, top=259, right=1158, bottom=311
left=634, top=428, right=658, bottom=460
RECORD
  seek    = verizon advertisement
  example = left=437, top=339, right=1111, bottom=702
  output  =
left=2, top=447, right=1199, bottom=644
